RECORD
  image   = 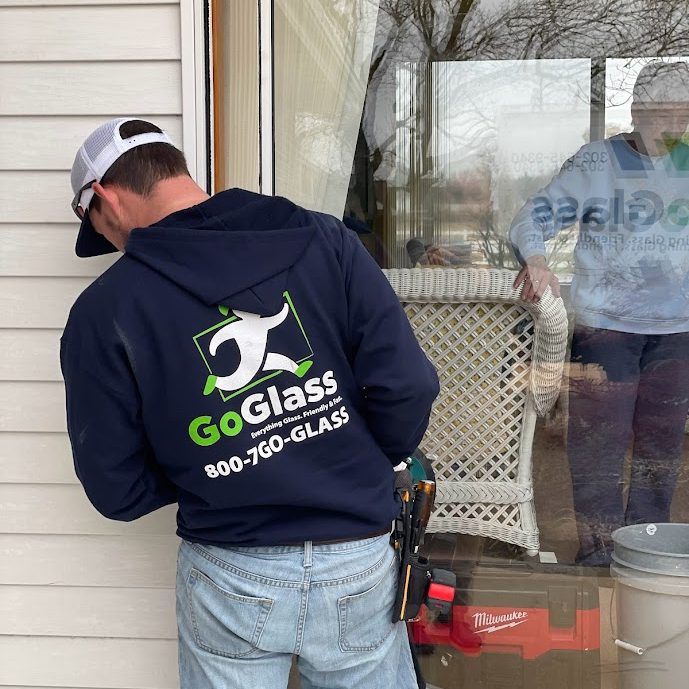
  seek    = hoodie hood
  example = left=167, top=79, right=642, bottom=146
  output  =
left=125, top=188, right=316, bottom=314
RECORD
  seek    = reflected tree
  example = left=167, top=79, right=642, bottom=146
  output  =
left=350, top=0, right=689, bottom=268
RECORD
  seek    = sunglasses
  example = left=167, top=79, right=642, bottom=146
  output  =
left=71, top=180, right=96, bottom=220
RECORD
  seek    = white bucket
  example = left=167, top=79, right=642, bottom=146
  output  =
left=612, top=523, right=689, bottom=689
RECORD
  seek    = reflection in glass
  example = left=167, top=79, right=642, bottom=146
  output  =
left=510, top=60, right=689, bottom=566
left=210, top=2, right=689, bottom=686
left=274, top=0, right=379, bottom=217
left=386, top=59, right=590, bottom=269
left=268, top=0, right=689, bottom=570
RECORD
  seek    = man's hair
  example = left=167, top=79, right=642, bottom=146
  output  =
left=633, top=60, right=689, bottom=106
left=91, top=119, right=190, bottom=211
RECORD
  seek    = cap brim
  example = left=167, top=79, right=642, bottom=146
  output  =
left=75, top=213, right=118, bottom=258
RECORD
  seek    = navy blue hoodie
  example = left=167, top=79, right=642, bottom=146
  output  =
left=60, top=189, right=439, bottom=546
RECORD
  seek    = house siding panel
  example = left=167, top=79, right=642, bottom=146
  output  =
left=0, top=1, right=191, bottom=686
left=0, top=5, right=180, bottom=61
left=0, top=432, right=81, bottom=483
left=0, top=116, right=182, bottom=170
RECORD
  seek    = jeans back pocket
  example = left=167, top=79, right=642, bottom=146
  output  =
left=337, top=553, right=397, bottom=652
left=187, top=566, right=273, bottom=658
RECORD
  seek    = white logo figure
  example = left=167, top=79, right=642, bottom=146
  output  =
left=203, top=303, right=312, bottom=395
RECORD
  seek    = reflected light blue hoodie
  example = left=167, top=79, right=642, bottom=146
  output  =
left=60, top=188, right=439, bottom=546
left=510, top=136, right=689, bottom=334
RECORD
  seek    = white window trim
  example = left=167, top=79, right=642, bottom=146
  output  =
left=258, top=0, right=274, bottom=195
left=180, top=0, right=210, bottom=192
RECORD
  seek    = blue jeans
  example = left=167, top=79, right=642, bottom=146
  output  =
left=175, top=533, right=417, bottom=688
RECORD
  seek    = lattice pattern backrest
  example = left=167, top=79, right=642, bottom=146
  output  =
left=384, top=268, right=567, bottom=550
left=402, top=300, right=534, bottom=484
left=384, top=268, right=568, bottom=416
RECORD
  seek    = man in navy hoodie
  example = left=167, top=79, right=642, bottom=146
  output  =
left=62, top=118, right=439, bottom=688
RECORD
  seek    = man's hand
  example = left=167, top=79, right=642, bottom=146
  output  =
left=513, top=255, right=560, bottom=303
left=418, top=245, right=456, bottom=266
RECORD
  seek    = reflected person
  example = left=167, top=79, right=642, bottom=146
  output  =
left=510, top=61, right=689, bottom=566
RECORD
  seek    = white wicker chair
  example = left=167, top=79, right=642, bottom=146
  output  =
left=384, top=268, right=568, bottom=554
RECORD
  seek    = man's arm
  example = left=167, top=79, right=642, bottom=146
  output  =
left=342, top=229, right=440, bottom=464
left=509, top=152, right=589, bottom=302
left=60, top=332, right=177, bottom=522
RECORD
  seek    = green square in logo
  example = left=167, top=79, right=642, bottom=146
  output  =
left=192, top=291, right=314, bottom=402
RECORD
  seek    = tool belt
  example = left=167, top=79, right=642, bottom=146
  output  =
left=390, top=475, right=456, bottom=623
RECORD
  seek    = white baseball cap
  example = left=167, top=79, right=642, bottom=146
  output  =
left=70, top=117, right=174, bottom=257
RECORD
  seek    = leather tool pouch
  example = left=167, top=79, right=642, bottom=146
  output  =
left=401, top=554, right=432, bottom=620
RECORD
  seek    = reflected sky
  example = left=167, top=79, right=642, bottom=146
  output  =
left=607, top=57, right=689, bottom=133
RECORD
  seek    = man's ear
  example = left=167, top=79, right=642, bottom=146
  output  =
left=91, top=182, right=121, bottom=216
left=630, top=103, right=643, bottom=130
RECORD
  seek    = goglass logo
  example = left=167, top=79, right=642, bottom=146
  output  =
left=532, top=189, right=689, bottom=232
left=192, top=291, right=314, bottom=402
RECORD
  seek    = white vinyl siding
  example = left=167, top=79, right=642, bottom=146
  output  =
left=0, top=116, right=183, bottom=170
left=0, top=5, right=180, bottom=61
left=0, top=2, right=192, bottom=687
left=0, top=535, right=178, bottom=587
left=1, top=639, right=178, bottom=689
left=0, top=432, right=87, bottom=483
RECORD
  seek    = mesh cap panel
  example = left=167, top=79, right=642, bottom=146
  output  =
left=85, top=119, right=125, bottom=162
left=70, top=118, right=126, bottom=193
left=70, top=118, right=173, bottom=195
left=70, top=150, right=92, bottom=194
